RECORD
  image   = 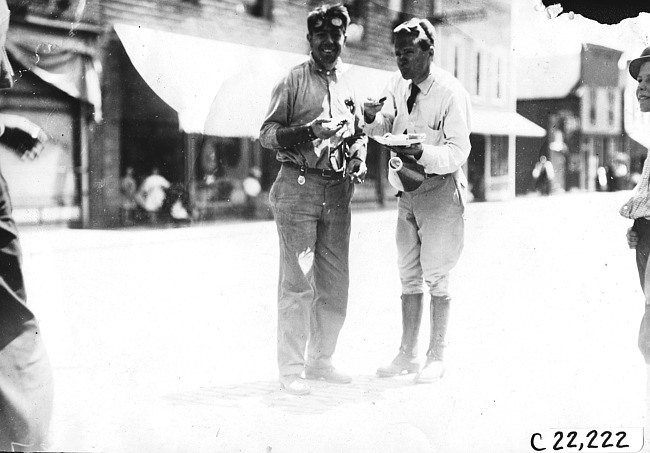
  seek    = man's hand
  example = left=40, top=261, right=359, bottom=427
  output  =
left=363, top=97, right=385, bottom=124
left=628, top=227, right=639, bottom=249
left=346, top=158, right=367, bottom=184
left=0, top=114, right=48, bottom=160
left=310, top=118, right=344, bottom=140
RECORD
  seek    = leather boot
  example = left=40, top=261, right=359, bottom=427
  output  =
left=377, top=293, right=423, bottom=377
left=415, top=295, right=450, bottom=383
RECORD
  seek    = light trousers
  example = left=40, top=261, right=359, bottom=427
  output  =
left=396, top=174, right=464, bottom=297
left=270, top=165, right=354, bottom=377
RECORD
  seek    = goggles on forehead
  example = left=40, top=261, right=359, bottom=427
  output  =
left=313, top=15, right=346, bottom=31
left=393, top=19, right=435, bottom=47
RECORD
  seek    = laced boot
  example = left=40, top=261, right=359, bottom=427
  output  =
left=377, top=293, right=423, bottom=377
left=415, top=295, right=450, bottom=384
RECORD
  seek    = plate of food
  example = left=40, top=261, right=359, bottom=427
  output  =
left=371, top=133, right=426, bottom=147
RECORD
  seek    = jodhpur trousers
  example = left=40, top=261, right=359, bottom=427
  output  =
left=269, top=164, right=354, bottom=378
left=396, top=174, right=464, bottom=297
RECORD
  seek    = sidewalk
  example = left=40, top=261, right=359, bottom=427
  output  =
left=18, top=192, right=649, bottom=452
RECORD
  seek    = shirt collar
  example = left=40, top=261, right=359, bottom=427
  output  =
left=412, top=67, right=436, bottom=95
left=309, top=53, right=343, bottom=76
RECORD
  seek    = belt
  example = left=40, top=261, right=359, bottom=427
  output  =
left=424, top=172, right=442, bottom=178
left=283, top=162, right=346, bottom=181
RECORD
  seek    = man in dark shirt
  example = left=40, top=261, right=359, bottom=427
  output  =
left=0, top=1, right=54, bottom=449
left=260, top=3, right=367, bottom=395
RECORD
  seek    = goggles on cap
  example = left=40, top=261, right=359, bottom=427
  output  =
left=393, top=19, right=435, bottom=47
left=312, top=15, right=346, bottom=30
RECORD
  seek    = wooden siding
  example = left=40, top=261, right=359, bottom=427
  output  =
left=98, top=0, right=396, bottom=72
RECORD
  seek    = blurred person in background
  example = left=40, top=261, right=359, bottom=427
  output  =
left=119, top=166, right=138, bottom=226
left=260, top=3, right=367, bottom=396
left=363, top=18, right=471, bottom=384
left=620, top=46, right=650, bottom=363
left=532, top=155, right=554, bottom=196
left=0, top=0, right=54, bottom=450
left=136, top=166, right=170, bottom=224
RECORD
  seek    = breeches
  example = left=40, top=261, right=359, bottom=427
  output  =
left=396, top=174, right=464, bottom=298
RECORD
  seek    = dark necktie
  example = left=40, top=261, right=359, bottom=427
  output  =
left=406, top=83, right=420, bottom=114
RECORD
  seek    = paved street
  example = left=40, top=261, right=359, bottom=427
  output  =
left=18, top=190, right=649, bottom=453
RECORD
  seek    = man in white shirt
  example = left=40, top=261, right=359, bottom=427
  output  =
left=364, top=18, right=472, bottom=383
left=136, top=166, right=171, bottom=223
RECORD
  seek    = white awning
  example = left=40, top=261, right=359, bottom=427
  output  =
left=472, top=108, right=546, bottom=137
left=114, top=23, right=299, bottom=135
left=114, top=24, right=393, bottom=137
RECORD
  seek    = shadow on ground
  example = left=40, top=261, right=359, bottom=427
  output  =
left=162, top=374, right=424, bottom=415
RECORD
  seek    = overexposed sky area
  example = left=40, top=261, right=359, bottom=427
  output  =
left=513, top=0, right=650, bottom=63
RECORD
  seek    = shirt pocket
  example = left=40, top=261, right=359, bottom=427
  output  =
left=424, top=127, right=445, bottom=146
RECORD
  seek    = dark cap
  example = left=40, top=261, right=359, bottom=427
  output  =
left=307, top=4, right=350, bottom=34
left=393, top=18, right=437, bottom=51
left=629, top=46, right=650, bottom=80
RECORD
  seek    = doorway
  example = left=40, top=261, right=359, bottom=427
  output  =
left=468, top=134, right=486, bottom=201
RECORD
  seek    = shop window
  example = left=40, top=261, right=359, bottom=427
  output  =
left=200, top=137, right=241, bottom=179
left=607, top=89, right=615, bottom=126
left=198, top=137, right=243, bottom=203
left=489, top=135, right=508, bottom=177
left=494, top=54, right=506, bottom=102
left=589, top=88, right=597, bottom=126
left=241, top=0, right=273, bottom=19
left=449, top=41, right=465, bottom=84
left=388, top=0, right=402, bottom=27
left=471, top=50, right=484, bottom=98
left=345, top=0, right=366, bottom=43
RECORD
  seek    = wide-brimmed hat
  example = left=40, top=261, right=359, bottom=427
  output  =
left=629, top=46, right=650, bottom=79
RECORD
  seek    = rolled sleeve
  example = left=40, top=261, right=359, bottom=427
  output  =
left=259, top=77, right=291, bottom=149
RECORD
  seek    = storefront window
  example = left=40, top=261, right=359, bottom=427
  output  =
left=195, top=137, right=249, bottom=208
left=345, top=0, right=366, bottom=43
left=490, top=135, right=508, bottom=177
left=240, top=0, right=273, bottom=19
left=589, top=88, right=597, bottom=126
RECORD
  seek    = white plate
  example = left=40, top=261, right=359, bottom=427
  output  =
left=371, top=133, right=426, bottom=147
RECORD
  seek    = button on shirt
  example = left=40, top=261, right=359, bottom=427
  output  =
left=620, top=147, right=650, bottom=219
left=260, top=55, right=367, bottom=170
left=364, top=67, right=472, bottom=175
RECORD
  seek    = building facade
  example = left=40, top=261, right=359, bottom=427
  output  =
left=436, top=0, right=544, bottom=201
left=516, top=43, right=624, bottom=194
left=2, top=0, right=543, bottom=228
